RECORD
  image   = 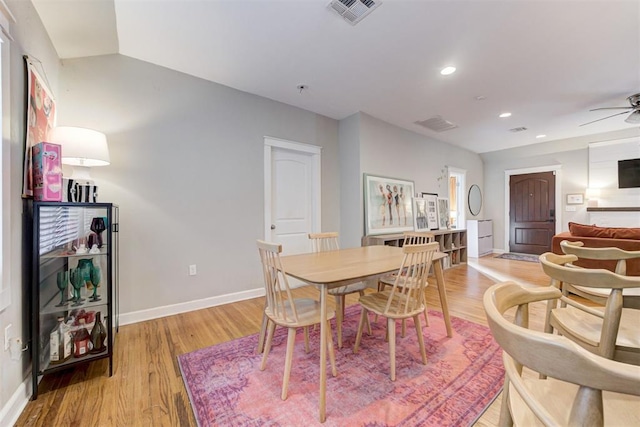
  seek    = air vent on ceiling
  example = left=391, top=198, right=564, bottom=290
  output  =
left=414, top=116, right=458, bottom=133
left=328, top=0, right=382, bottom=25
left=509, top=127, right=528, bottom=133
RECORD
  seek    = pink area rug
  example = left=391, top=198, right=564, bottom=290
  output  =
left=178, top=305, right=504, bottom=427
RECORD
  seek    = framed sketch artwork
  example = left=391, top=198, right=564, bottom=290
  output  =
left=364, top=174, right=415, bottom=235
left=437, top=198, right=450, bottom=230
left=417, top=193, right=439, bottom=231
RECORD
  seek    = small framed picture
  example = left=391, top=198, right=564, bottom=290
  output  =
left=437, top=198, right=450, bottom=230
left=420, top=193, right=439, bottom=230
left=566, top=193, right=584, bottom=205
left=413, top=197, right=438, bottom=231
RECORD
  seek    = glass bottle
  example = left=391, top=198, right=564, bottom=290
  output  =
left=50, top=316, right=71, bottom=365
left=73, top=318, right=91, bottom=358
left=90, top=312, right=107, bottom=353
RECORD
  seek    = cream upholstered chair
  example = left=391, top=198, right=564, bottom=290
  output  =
left=560, top=240, right=640, bottom=309
left=378, top=231, right=436, bottom=335
left=540, top=252, right=640, bottom=365
left=484, top=281, right=640, bottom=427
left=354, top=241, right=439, bottom=381
left=308, top=232, right=371, bottom=348
left=256, top=240, right=337, bottom=400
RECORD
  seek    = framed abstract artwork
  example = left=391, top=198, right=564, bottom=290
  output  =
left=23, top=58, right=57, bottom=197
left=364, top=174, right=415, bottom=235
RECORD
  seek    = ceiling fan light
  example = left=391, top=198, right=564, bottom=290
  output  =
left=624, top=110, right=640, bottom=124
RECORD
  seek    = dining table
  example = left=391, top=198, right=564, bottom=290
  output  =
left=279, top=244, right=453, bottom=422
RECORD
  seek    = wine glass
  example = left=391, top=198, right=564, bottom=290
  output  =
left=56, top=270, right=68, bottom=306
left=90, top=217, right=107, bottom=248
left=89, top=265, right=101, bottom=302
left=70, top=267, right=85, bottom=306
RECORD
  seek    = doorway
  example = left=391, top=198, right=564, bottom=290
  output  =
left=263, top=137, right=321, bottom=256
left=508, top=170, right=556, bottom=254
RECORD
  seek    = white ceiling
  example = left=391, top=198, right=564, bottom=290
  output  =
left=32, top=0, right=640, bottom=154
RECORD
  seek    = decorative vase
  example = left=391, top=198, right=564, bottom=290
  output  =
left=89, top=312, right=107, bottom=353
left=90, top=217, right=106, bottom=248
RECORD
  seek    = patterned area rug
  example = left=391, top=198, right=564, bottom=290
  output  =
left=178, top=305, right=504, bottom=427
left=495, top=253, right=540, bottom=263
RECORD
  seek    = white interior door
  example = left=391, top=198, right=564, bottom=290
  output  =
left=264, top=137, right=321, bottom=256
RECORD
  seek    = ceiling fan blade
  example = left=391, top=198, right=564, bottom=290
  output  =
left=579, top=110, right=632, bottom=127
left=589, top=107, right=632, bottom=111
left=625, top=110, right=640, bottom=124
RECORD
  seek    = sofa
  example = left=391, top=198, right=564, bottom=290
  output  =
left=551, top=222, right=640, bottom=276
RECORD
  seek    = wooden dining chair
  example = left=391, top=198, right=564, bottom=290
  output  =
left=256, top=240, right=337, bottom=400
left=308, top=232, right=371, bottom=348
left=484, top=281, right=640, bottom=427
left=378, top=231, right=436, bottom=335
left=539, top=252, right=640, bottom=365
left=353, top=241, right=439, bottom=380
left=560, top=240, right=640, bottom=309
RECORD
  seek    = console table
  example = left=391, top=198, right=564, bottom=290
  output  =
left=362, top=229, right=467, bottom=269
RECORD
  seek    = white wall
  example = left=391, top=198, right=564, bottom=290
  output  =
left=340, top=112, right=484, bottom=248
left=56, top=54, right=341, bottom=315
left=481, top=128, right=640, bottom=251
left=1, top=0, right=60, bottom=423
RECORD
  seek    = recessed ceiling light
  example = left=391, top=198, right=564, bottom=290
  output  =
left=440, top=66, right=456, bottom=76
left=536, top=134, right=547, bottom=139
left=499, top=112, right=512, bottom=118
left=474, top=95, right=486, bottom=101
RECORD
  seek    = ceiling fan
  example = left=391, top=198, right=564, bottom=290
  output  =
left=580, top=93, right=640, bottom=126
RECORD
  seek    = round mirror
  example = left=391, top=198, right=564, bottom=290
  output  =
left=468, top=185, right=482, bottom=216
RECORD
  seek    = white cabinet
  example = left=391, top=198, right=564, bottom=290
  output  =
left=467, top=219, right=493, bottom=258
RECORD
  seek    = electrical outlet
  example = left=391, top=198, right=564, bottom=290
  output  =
left=189, top=264, right=197, bottom=276
left=4, top=324, right=11, bottom=351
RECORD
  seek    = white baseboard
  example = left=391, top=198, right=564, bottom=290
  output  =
left=119, top=287, right=266, bottom=326
left=0, top=379, right=30, bottom=427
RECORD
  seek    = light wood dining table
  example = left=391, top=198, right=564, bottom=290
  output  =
left=279, top=245, right=453, bottom=422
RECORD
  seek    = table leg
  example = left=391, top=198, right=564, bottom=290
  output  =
left=319, top=285, right=327, bottom=422
left=434, top=259, right=453, bottom=337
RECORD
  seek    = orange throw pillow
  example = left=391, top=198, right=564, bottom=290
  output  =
left=569, top=222, right=640, bottom=240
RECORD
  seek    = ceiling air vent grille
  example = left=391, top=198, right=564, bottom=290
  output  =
left=509, top=127, right=528, bottom=133
left=328, top=0, right=382, bottom=25
left=414, top=116, right=458, bottom=133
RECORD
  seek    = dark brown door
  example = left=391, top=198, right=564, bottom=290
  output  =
left=509, top=171, right=555, bottom=254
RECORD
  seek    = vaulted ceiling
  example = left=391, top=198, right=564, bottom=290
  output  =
left=32, top=0, right=640, bottom=153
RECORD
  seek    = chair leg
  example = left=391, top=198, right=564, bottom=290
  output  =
left=326, top=320, right=337, bottom=377
left=498, top=376, right=514, bottom=427
left=422, top=307, right=429, bottom=327
left=401, top=319, right=406, bottom=338
left=388, top=317, right=396, bottom=381
left=304, top=326, right=310, bottom=353
left=353, top=307, right=368, bottom=353
left=335, top=295, right=344, bottom=349
left=260, top=320, right=277, bottom=371
left=358, top=290, right=372, bottom=335
left=257, top=312, right=268, bottom=353
left=414, top=314, right=427, bottom=365
left=281, top=327, right=297, bottom=400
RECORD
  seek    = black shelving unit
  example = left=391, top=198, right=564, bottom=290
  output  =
left=28, top=201, right=119, bottom=399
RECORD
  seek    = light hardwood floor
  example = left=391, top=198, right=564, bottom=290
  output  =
left=15, top=255, right=552, bottom=426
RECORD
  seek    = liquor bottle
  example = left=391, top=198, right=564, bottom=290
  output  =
left=50, top=316, right=71, bottom=365
left=90, top=312, right=107, bottom=353
left=73, top=318, right=91, bottom=358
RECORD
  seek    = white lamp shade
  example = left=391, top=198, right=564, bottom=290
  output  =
left=625, top=110, right=640, bottom=124
left=48, top=126, right=110, bottom=167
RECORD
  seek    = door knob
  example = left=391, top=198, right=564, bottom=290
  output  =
left=270, top=224, right=276, bottom=230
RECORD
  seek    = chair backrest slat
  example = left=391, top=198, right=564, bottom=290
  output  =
left=385, top=241, right=439, bottom=316
left=308, top=232, right=339, bottom=253
left=560, top=240, right=640, bottom=275
left=257, top=240, right=298, bottom=323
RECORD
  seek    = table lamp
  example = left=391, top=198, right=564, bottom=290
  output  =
left=48, top=126, right=110, bottom=184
